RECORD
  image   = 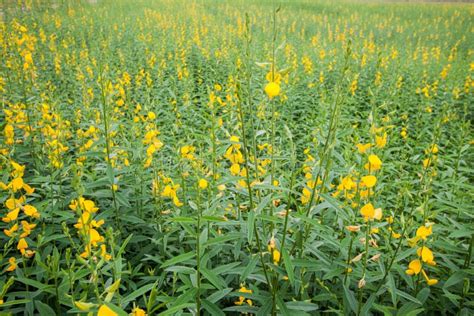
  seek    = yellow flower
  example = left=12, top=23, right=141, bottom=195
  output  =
left=11, top=161, right=25, bottom=177
left=198, top=178, right=208, bottom=190
left=340, top=176, right=355, bottom=190
left=10, top=177, right=24, bottom=192
left=20, top=221, right=36, bottom=238
left=100, top=244, right=112, bottom=261
left=373, top=208, right=383, bottom=220
left=98, top=304, right=118, bottom=316
left=17, top=238, right=28, bottom=251
left=23, top=205, right=40, bottom=218
left=360, top=203, right=375, bottom=220
left=265, top=70, right=282, bottom=83
left=360, top=203, right=382, bottom=221
left=4, top=223, right=19, bottom=237
left=365, top=154, right=382, bottom=171
left=4, top=202, right=19, bottom=220
left=230, top=135, right=240, bottom=143
left=416, top=225, right=432, bottom=240
left=264, top=82, right=281, bottom=99
left=417, top=246, right=435, bottom=265
left=23, top=249, right=35, bottom=258
left=235, top=286, right=253, bottom=306
left=301, top=187, right=311, bottom=205
left=148, top=111, right=156, bottom=120
left=400, top=128, right=407, bottom=139
left=361, top=175, right=377, bottom=188
left=172, top=196, right=183, bottom=207
left=162, top=183, right=182, bottom=207
left=230, top=163, right=241, bottom=176
left=131, top=306, right=147, bottom=316
left=6, top=257, right=17, bottom=272
left=391, top=231, right=401, bottom=239
left=422, top=158, right=431, bottom=169
left=23, top=183, right=35, bottom=195
left=83, top=199, right=98, bottom=213
left=146, top=144, right=156, bottom=157
left=358, top=189, right=368, bottom=199
left=89, top=229, right=104, bottom=246
left=272, top=249, right=281, bottom=265
left=405, top=259, right=422, bottom=275
left=421, top=269, right=438, bottom=286
left=356, top=143, right=371, bottom=154
left=180, top=145, right=195, bottom=160
left=6, top=197, right=23, bottom=210
left=425, top=144, right=439, bottom=155
left=375, top=133, right=387, bottom=148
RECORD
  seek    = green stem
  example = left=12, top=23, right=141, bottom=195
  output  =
left=196, top=187, right=202, bottom=315
left=98, top=68, right=120, bottom=228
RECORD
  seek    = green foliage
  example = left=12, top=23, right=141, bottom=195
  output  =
left=0, top=0, right=472, bottom=315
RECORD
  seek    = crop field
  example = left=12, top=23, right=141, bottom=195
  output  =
left=0, top=0, right=473, bottom=315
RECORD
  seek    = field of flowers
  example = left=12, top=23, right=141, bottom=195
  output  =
left=0, top=0, right=473, bottom=315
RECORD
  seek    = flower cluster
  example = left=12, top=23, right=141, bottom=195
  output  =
left=69, top=197, right=111, bottom=260
left=405, top=224, right=438, bottom=286
left=1, top=160, right=40, bottom=271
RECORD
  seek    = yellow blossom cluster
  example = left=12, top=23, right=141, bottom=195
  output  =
left=69, top=197, right=111, bottom=260
left=143, top=122, right=163, bottom=168
left=1, top=160, right=40, bottom=271
left=405, top=224, right=438, bottom=286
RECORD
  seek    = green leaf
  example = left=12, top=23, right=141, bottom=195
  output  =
left=161, top=251, right=195, bottom=268
left=255, top=195, right=272, bottom=215
left=319, top=193, right=349, bottom=220
left=36, top=301, right=56, bottom=316
left=276, top=296, right=290, bottom=315
left=0, top=299, right=30, bottom=308
left=384, top=273, right=397, bottom=307
left=158, top=303, right=194, bottom=316
left=200, top=267, right=225, bottom=290
left=343, top=284, right=358, bottom=313
left=443, top=270, right=467, bottom=289
left=201, top=215, right=227, bottom=222
left=164, top=266, right=196, bottom=274
left=416, top=288, right=430, bottom=304
left=256, top=298, right=273, bottom=316
left=207, top=288, right=233, bottom=304
left=204, top=233, right=240, bottom=247
left=395, top=289, right=422, bottom=305
left=202, top=299, right=225, bottom=316
left=282, top=248, right=295, bottom=286
left=442, top=289, right=462, bottom=307
left=117, top=233, right=133, bottom=258
left=240, top=255, right=258, bottom=282
left=16, top=277, right=54, bottom=292
left=396, top=303, right=424, bottom=316
left=122, top=283, right=156, bottom=306
left=247, top=210, right=255, bottom=244
left=360, top=293, right=376, bottom=315
left=173, top=288, right=198, bottom=306
left=169, top=217, right=195, bottom=223
left=285, top=301, right=318, bottom=311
